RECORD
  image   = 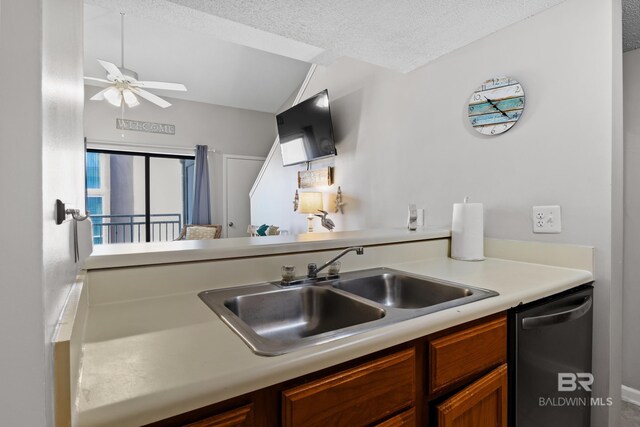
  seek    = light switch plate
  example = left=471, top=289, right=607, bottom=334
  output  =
left=532, top=205, right=561, bottom=233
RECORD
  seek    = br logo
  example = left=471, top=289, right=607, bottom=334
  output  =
left=558, top=373, right=594, bottom=392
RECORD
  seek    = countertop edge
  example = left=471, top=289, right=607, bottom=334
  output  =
left=84, top=228, right=451, bottom=270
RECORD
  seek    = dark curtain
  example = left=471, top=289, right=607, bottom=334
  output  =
left=190, top=145, right=211, bottom=224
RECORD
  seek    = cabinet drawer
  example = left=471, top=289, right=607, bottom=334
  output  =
left=282, top=348, right=416, bottom=427
left=184, top=403, right=253, bottom=427
left=375, top=407, right=416, bottom=427
left=428, top=314, right=506, bottom=395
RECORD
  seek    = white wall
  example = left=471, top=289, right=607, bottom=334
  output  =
left=252, top=0, right=623, bottom=424
left=0, top=1, right=46, bottom=424
left=623, top=47, right=640, bottom=393
left=42, top=0, right=86, bottom=423
left=84, top=86, right=276, bottom=226
left=0, top=0, right=85, bottom=425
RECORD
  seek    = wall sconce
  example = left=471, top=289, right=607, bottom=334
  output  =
left=298, top=192, right=323, bottom=232
left=334, top=186, right=345, bottom=214
left=293, top=189, right=299, bottom=212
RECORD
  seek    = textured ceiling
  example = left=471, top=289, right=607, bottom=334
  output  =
left=84, top=3, right=312, bottom=113
left=624, top=0, right=640, bottom=52
left=86, top=0, right=567, bottom=74
left=85, top=0, right=640, bottom=94
left=165, top=0, right=567, bottom=73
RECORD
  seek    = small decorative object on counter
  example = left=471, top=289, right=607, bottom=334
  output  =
left=328, top=261, right=341, bottom=275
left=407, top=204, right=418, bottom=231
left=315, top=210, right=336, bottom=231
left=451, top=196, right=485, bottom=261
left=334, top=186, right=346, bottom=214
left=281, top=266, right=296, bottom=282
left=293, top=189, right=299, bottom=212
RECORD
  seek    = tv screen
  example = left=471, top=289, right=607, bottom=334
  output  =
left=277, top=90, right=336, bottom=166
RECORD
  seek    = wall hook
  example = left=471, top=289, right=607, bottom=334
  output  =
left=55, top=199, right=90, bottom=225
left=55, top=199, right=90, bottom=263
left=68, top=209, right=90, bottom=222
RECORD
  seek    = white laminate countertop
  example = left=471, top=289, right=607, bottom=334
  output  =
left=84, top=227, right=451, bottom=270
left=75, top=256, right=593, bottom=427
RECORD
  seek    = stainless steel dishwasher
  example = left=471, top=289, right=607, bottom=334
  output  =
left=509, top=284, right=594, bottom=427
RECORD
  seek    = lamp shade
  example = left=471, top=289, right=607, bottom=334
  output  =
left=298, top=192, right=323, bottom=214
left=104, top=86, right=122, bottom=107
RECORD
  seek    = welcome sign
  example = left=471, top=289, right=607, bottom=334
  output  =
left=116, top=119, right=175, bottom=135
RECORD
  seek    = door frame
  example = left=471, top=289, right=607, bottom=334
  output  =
left=222, top=154, right=266, bottom=238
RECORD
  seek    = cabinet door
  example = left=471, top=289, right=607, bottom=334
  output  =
left=282, top=348, right=415, bottom=427
left=436, top=364, right=507, bottom=427
left=184, top=403, right=253, bottom=427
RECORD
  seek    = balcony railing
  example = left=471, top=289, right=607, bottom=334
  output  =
left=90, top=213, right=182, bottom=244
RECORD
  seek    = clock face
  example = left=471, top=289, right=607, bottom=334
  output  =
left=468, top=77, right=525, bottom=135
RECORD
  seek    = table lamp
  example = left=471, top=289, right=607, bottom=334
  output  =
left=298, top=192, right=323, bottom=232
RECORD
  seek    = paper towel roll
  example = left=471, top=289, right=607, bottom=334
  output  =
left=451, top=202, right=484, bottom=261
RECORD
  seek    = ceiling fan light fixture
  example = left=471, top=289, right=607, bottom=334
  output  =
left=122, top=89, right=140, bottom=108
left=85, top=12, right=185, bottom=109
left=104, top=86, right=122, bottom=107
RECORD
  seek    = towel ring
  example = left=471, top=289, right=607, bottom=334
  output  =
left=66, top=208, right=90, bottom=222
left=55, top=199, right=90, bottom=225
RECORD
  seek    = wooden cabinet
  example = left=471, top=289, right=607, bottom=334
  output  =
left=428, top=314, right=507, bottom=396
left=183, top=403, right=253, bottom=427
left=436, top=364, right=508, bottom=427
left=150, top=313, right=508, bottom=427
left=282, top=348, right=415, bottom=427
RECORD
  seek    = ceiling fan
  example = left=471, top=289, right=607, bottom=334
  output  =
left=85, top=12, right=186, bottom=109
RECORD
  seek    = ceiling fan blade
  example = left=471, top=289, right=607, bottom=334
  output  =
left=89, top=87, right=112, bottom=101
left=97, top=59, right=123, bottom=79
left=122, top=89, right=140, bottom=108
left=131, top=88, right=171, bottom=108
left=84, top=76, right=112, bottom=84
left=134, top=81, right=187, bottom=92
left=103, top=87, right=122, bottom=107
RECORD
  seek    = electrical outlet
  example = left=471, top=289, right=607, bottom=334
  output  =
left=532, top=205, right=561, bottom=233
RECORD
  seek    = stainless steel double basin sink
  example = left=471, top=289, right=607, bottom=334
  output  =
left=199, top=268, right=498, bottom=356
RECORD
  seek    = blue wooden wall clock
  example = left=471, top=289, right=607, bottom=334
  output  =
left=468, top=77, right=525, bottom=135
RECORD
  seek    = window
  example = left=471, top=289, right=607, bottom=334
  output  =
left=86, top=196, right=104, bottom=245
left=85, top=149, right=195, bottom=244
left=86, top=152, right=101, bottom=189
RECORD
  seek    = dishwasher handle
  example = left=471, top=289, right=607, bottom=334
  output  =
left=521, top=296, right=592, bottom=330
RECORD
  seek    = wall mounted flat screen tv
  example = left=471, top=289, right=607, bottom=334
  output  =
left=277, top=90, right=337, bottom=167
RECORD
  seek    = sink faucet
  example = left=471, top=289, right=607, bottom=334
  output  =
left=307, top=246, right=364, bottom=278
